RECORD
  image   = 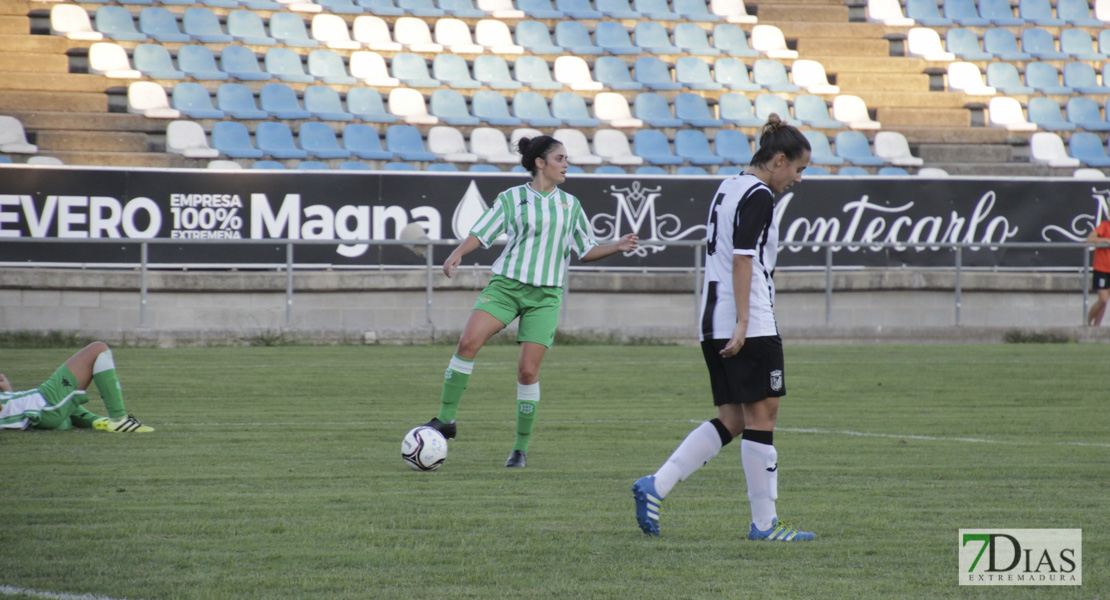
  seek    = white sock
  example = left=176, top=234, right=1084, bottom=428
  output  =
left=652, top=422, right=723, bottom=498
left=741, top=439, right=778, bottom=530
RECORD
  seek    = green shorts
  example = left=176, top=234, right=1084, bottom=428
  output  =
left=474, top=275, right=564, bottom=347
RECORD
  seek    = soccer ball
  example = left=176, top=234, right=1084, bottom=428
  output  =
left=401, top=426, right=448, bottom=471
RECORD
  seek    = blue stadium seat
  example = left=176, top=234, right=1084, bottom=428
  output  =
left=391, top=52, right=441, bottom=88
left=384, top=162, right=418, bottom=171
left=594, top=166, right=628, bottom=174
left=713, top=58, right=761, bottom=91
left=308, top=49, right=356, bottom=85
left=227, top=10, right=275, bottom=46
left=172, top=82, right=224, bottom=118
left=837, top=166, right=871, bottom=176
left=752, top=59, right=800, bottom=92
left=515, top=20, right=562, bottom=54
left=339, top=161, right=373, bottom=170
left=595, top=21, right=641, bottom=55
left=269, top=12, right=318, bottom=48
left=983, top=28, right=1032, bottom=60
left=594, top=56, right=643, bottom=91
left=675, top=130, right=724, bottom=165
left=986, top=62, right=1035, bottom=95
left=95, top=6, right=147, bottom=41
left=426, top=162, right=459, bottom=171
left=264, top=48, right=313, bottom=83
left=674, top=22, right=720, bottom=56
left=1022, top=28, right=1069, bottom=59
left=132, top=44, right=184, bottom=79
left=177, top=45, right=227, bottom=80
left=1027, top=97, right=1077, bottom=131
left=252, top=160, right=286, bottom=170
left=1063, top=62, right=1110, bottom=94
left=1025, top=62, right=1073, bottom=94
left=555, top=0, right=603, bottom=19
left=398, top=0, right=446, bottom=16
left=943, top=0, right=990, bottom=25
left=304, top=85, right=354, bottom=121
left=633, top=56, right=681, bottom=91
left=472, top=90, right=521, bottom=126
left=216, top=83, right=267, bottom=119
left=802, top=130, right=845, bottom=166
left=474, top=55, right=524, bottom=90
left=1057, top=0, right=1102, bottom=26
left=633, top=93, right=682, bottom=127
left=677, top=166, right=710, bottom=176
left=295, top=161, right=330, bottom=170
left=905, top=0, right=952, bottom=25
left=673, top=0, right=720, bottom=22
left=212, top=121, right=263, bottom=158
left=945, top=28, right=992, bottom=60
left=518, top=0, right=564, bottom=18
left=346, top=88, right=398, bottom=123
left=634, top=21, right=680, bottom=54
left=318, top=0, right=365, bottom=14
left=634, top=130, right=682, bottom=165
left=633, top=0, right=679, bottom=21
left=711, top=23, right=760, bottom=57
left=343, top=123, right=394, bottom=160
left=978, top=0, right=1024, bottom=25
left=256, top=122, right=308, bottom=159
left=1065, top=97, right=1110, bottom=131
left=138, top=7, right=189, bottom=42
left=512, top=91, right=561, bottom=126
left=675, top=56, right=722, bottom=90
left=714, top=129, right=753, bottom=165
left=754, top=93, right=792, bottom=124
left=259, top=83, right=311, bottom=119
left=219, top=46, right=268, bottom=81
left=1069, top=132, right=1110, bottom=166
left=429, top=89, right=480, bottom=125
left=551, top=92, right=600, bottom=127
left=878, top=166, right=910, bottom=176
left=555, top=21, right=602, bottom=55
left=636, top=166, right=668, bottom=175
left=834, top=131, right=883, bottom=166
left=437, top=0, right=484, bottom=17
left=794, top=94, right=843, bottom=129
left=595, top=0, right=640, bottom=19
left=803, top=165, right=831, bottom=176
left=469, top=164, right=503, bottom=172
left=674, top=93, right=723, bottom=127
left=357, top=0, right=405, bottom=15
left=718, top=92, right=763, bottom=127
left=299, top=122, right=351, bottom=159
left=511, top=55, right=559, bottom=90
left=433, top=54, right=480, bottom=88
left=1060, top=29, right=1107, bottom=60
left=1018, top=0, right=1066, bottom=25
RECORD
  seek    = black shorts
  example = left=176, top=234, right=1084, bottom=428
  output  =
left=701, top=335, right=785, bottom=406
left=1094, top=271, right=1110, bottom=291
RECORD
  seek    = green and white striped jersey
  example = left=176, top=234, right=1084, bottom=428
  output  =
left=470, top=183, right=598, bottom=288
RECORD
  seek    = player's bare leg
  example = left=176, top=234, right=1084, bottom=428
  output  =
left=427, top=310, right=507, bottom=440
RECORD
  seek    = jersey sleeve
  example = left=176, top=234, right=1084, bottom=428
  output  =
left=569, top=199, right=599, bottom=259
left=732, top=187, right=774, bottom=255
left=469, top=192, right=510, bottom=249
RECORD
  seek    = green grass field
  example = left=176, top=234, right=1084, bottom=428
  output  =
left=1, top=344, right=1106, bottom=600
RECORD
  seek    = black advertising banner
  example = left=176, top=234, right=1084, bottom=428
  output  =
left=0, top=166, right=1106, bottom=268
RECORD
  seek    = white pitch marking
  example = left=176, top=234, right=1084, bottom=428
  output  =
left=0, top=586, right=142, bottom=600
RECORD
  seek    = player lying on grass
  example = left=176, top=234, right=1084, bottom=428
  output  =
left=0, top=341, right=153, bottom=432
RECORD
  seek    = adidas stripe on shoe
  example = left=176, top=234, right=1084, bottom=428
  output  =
left=748, top=517, right=816, bottom=541
left=632, top=475, right=662, bottom=536
left=94, top=415, right=154, bottom=433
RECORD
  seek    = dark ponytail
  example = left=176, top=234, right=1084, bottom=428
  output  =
left=518, top=135, right=562, bottom=175
left=750, top=113, right=810, bottom=167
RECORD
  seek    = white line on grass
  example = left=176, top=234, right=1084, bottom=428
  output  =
left=0, top=586, right=141, bottom=600
left=777, top=426, right=1110, bottom=449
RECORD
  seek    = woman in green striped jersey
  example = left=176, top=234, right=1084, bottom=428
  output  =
left=423, top=135, right=638, bottom=468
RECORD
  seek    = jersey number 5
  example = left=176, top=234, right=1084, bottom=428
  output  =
left=706, top=192, right=726, bottom=256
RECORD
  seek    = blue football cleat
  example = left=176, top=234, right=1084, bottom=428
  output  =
left=632, top=475, right=662, bottom=536
left=748, top=517, right=817, bottom=541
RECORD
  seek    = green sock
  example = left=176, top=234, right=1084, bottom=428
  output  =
left=92, top=350, right=126, bottom=419
left=513, top=382, right=541, bottom=453
left=437, top=354, right=473, bottom=423
left=69, top=405, right=103, bottom=429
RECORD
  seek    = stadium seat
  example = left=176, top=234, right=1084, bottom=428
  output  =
left=677, top=166, right=710, bottom=176
left=1060, top=29, right=1107, bottom=60
left=793, top=94, right=842, bottom=129
left=227, top=10, right=276, bottom=45
left=1058, top=0, right=1102, bottom=26
left=1022, top=28, right=1068, bottom=59
left=834, top=131, right=884, bottom=166
left=255, top=122, right=307, bottom=159
left=470, top=127, right=518, bottom=163
left=311, top=14, right=358, bottom=50
left=260, top=84, right=311, bottom=119
left=138, top=7, right=189, bottom=42
left=917, top=167, right=950, bottom=177
left=946, top=62, right=996, bottom=95
left=985, top=62, right=1035, bottom=95
left=801, top=165, right=830, bottom=176
left=172, top=81, right=224, bottom=118
left=552, top=128, right=603, bottom=164
left=515, top=20, right=562, bottom=54
left=1025, top=62, right=1073, bottom=95
left=596, top=0, right=640, bottom=19
left=318, top=0, right=363, bottom=13
left=1068, top=132, right=1110, bottom=167
left=555, top=21, right=602, bottom=55
left=518, top=0, right=564, bottom=17
left=593, top=129, right=644, bottom=165
left=978, top=0, right=1024, bottom=25
left=943, top=0, right=990, bottom=25
left=438, top=0, right=484, bottom=16
left=718, top=92, right=763, bottom=127
left=211, top=121, right=263, bottom=158
left=512, top=92, right=561, bottom=127
left=831, top=95, right=882, bottom=130
left=634, top=130, right=682, bottom=165
left=592, top=21, right=638, bottom=55
left=469, top=163, right=503, bottom=172
left=469, top=90, right=519, bottom=126
left=633, top=56, right=682, bottom=91
left=750, top=25, right=797, bottom=59
left=675, top=93, right=723, bottom=127
left=349, top=53, right=399, bottom=88
left=1029, top=132, right=1081, bottom=167
left=982, top=28, right=1032, bottom=60
left=207, top=160, right=242, bottom=170
left=216, top=83, right=267, bottom=119
left=95, top=6, right=146, bottom=41
left=675, top=130, right=724, bottom=165
left=352, top=16, right=402, bottom=51
left=476, top=0, right=524, bottom=18
left=633, top=0, right=679, bottom=20
left=166, top=120, right=218, bottom=158
left=394, top=17, right=443, bottom=52
left=711, top=24, right=759, bottom=57
left=469, top=55, right=521, bottom=90
left=338, top=160, right=375, bottom=170
left=435, top=18, right=484, bottom=54
left=945, top=28, right=991, bottom=60
left=343, top=123, right=394, bottom=159
left=383, top=162, right=417, bottom=171
left=176, top=45, right=227, bottom=80
left=128, top=81, right=180, bottom=119
left=509, top=127, right=543, bottom=149
left=675, top=56, right=722, bottom=90
left=594, top=165, right=628, bottom=174
left=270, top=12, right=318, bottom=48
left=754, top=93, right=792, bottom=124
left=295, top=161, right=330, bottom=170
left=866, top=0, right=914, bottom=25
left=50, top=5, right=103, bottom=41
left=791, top=60, right=839, bottom=94
left=710, top=0, right=757, bottom=23
left=346, top=88, right=397, bottom=123
left=304, top=85, right=354, bottom=121
left=594, top=56, right=642, bottom=91
left=752, top=59, right=800, bottom=92
left=132, top=43, right=184, bottom=79
left=713, top=129, right=753, bottom=164
left=1065, top=97, right=1110, bottom=131
left=264, top=48, right=313, bottom=83
left=551, top=92, right=601, bottom=127
left=1063, top=62, right=1110, bottom=94
left=1018, top=0, right=1066, bottom=25
left=636, top=166, right=668, bottom=175
left=877, top=166, right=910, bottom=176
left=391, top=53, right=440, bottom=88
left=1073, top=167, right=1107, bottom=179
left=801, top=130, right=844, bottom=166
left=388, top=88, right=438, bottom=124
left=633, top=93, right=682, bottom=127
left=713, top=58, right=760, bottom=91
left=554, top=56, right=604, bottom=91
left=905, top=0, right=952, bottom=25
left=873, top=131, right=924, bottom=166
left=427, top=125, right=479, bottom=162
left=1027, top=97, right=1077, bottom=131
left=907, top=28, right=955, bottom=61
left=674, top=22, right=720, bottom=56
left=556, top=0, right=604, bottom=18
left=219, top=46, right=267, bottom=81
left=430, top=54, right=478, bottom=89
left=634, top=21, right=680, bottom=54
left=595, top=92, right=644, bottom=128
left=306, top=49, right=355, bottom=85
left=987, top=97, right=1036, bottom=131
left=836, top=166, right=872, bottom=175
left=429, top=89, right=480, bottom=125
left=474, top=19, right=524, bottom=54
left=398, top=0, right=446, bottom=16
left=299, top=122, right=351, bottom=159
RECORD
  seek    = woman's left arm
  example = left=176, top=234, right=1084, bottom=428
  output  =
left=580, top=233, right=639, bottom=263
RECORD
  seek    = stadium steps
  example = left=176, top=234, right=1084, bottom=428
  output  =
left=876, top=108, right=970, bottom=128
left=5, top=110, right=166, bottom=134
left=757, top=0, right=849, bottom=23
left=0, top=89, right=105, bottom=112
left=36, top=129, right=148, bottom=153
left=0, top=71, right=116, bottom=92
left=0, top=14, right=27, bottom=33
left=0, top=31, right=66, bottom=53
left=44, top=149, right=193, bottom=168
left=896, top=126, right=1013, bottom=145
left=796, top=37, right=888, bottom=57
left=0, top=51, right=65, bottom=73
